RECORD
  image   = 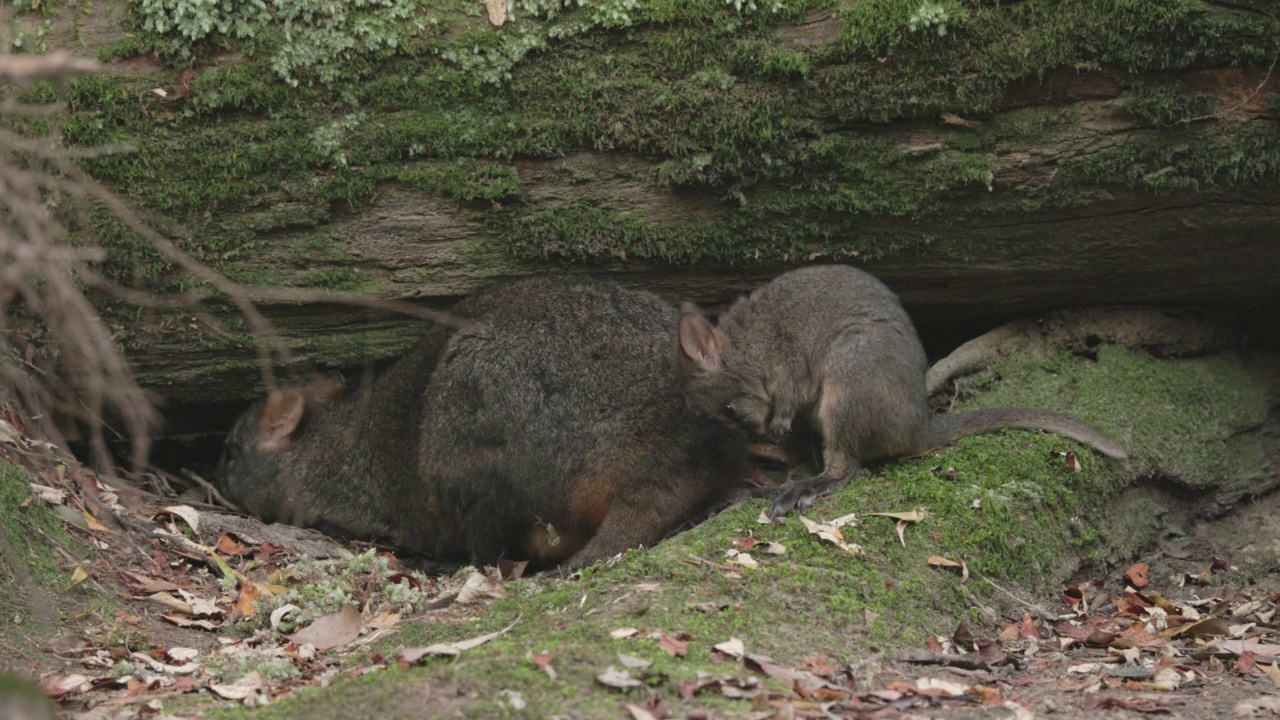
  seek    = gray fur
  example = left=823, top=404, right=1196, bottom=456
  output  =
left=217, top=277, right=748, bottom=571
left=677, top=264, right=1128, bottom=519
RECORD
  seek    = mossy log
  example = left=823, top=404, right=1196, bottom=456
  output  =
left=7, top=0, right=1279, bottom=421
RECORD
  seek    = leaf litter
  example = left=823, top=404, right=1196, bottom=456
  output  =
left=5, top=404, right=1280, bottom=718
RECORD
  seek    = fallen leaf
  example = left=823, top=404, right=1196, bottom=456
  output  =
left=456, top=571, right=508, bottom=605
left=1124, top=563, right=1150, bottom=589
left=499, top=689, right=525, bottom=710
left=799, top=516, right=863, bottom=556
left=1160, top=616, right=1231, bottom=639
left=1209, top=639, right=1280, bottom=657
left=866, top=510, right=924, bottom=522
left=618, top=653, right=652, bottom=669
left=713, top=637, right=746, bottom=659
left=42, top=633, right=91, bottom=655
left=916, top=677, right=968, bottom=696
left=144, top=592, right=194, bottom=615
left=626, top=704, right=659, bottom=720
left=596, top=666, right=641, bottom=689
left=830, top=513, right=859, bottom=528
left=530, top=653, right=557, bottom=680
left=724, top=549, right=759, bottom=568
left=214, top=534, right=247, bottom=556
left=611, top=627, right=641, bottom=639
left=1064, top=450, right=1082, bottom=472
left=927, top=555, right=969, bottom=582
left=28, top=483, right=64, bottom=505
left=208, top=671, right=264, bottom=704
left=270, top=604, right=301, bottom=631
left=235, top=579, right=263, bottom=618
left=65, top=566, right=89, bottom=590
left=398, top=616, right=520, bottom=662
left=1235, top=696, right=1280, bottom=716
left=177, top=589, right=221, bottom=618
left=289, top=605, right=362, bottom=651
left=756, top=510, right=779, bottom=525
left=484, top=0, right=506, bottom=27
left=40, top=672, right=91, bottom=698
left=366, top=610, right=401, bottom=631
left=157, top=505, right=201, bottom=534
left=658, top=633, right=689, bottom=658
left=161, top=615, right=220, bottom=630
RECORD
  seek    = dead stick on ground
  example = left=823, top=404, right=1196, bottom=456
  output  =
left=978, top=574, right=1058, bottom=619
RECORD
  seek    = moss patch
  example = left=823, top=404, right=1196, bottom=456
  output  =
left=0, top=460, right=94, bottom=664
left=7, top=0, right=1276, bottom=303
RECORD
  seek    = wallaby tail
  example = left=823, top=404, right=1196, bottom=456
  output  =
left=926, top=407, right=1129, bottom=460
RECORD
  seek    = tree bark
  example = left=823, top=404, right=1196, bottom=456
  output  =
left=9, top=1, right=1279, bottom=420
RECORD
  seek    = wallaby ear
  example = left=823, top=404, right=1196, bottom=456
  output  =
left=258, top=388, right=306, bottom=450
left=677, top=304, right=723, bottom=372
left=304, top=373, right=345, bottom=404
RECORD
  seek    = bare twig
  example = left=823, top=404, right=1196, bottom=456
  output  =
left=978, top=574, right=1058, bottom=619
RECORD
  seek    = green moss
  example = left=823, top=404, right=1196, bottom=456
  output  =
left=0, top=462, right=82, bottom=591
left=1122, top=79, right=1218, bottom=126
left=9, top=0, right=1275, bottom=296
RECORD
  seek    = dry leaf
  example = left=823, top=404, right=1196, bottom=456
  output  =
left=289, top=605, right=362, bottom=651
left=829, top=513, right=859, bottom=528
left=270, top=604, right=300, bottom=631
left=209, top=671, right=265, bottom=704
left=1123, top=563, right=1150, bottom=589
left=626, top=704, right=659, bottom=720
left=456, top=571, right=508, bottom=605
left=799, top=516, right=863, bottom=556
left=65, top=565, right=89, bottom=590
left=611, top=627, right=640, bottom=639
left=596, top=666, right=641, bottom=689
left=398, top=616, right=520, bottom=662
left=162, top=614, right=220, bottom=630
left=659, top=633, right=689, bottom=657
left=145, top=592, right=194, bottom=615
left=866, top=510, right=924, bottom=522
left=157, top=505, right=201, bottom=533
left=916, top=677, right=968, bottom=696
left=713, top=637, right=746, bottom=659
left=1160, top=616, right=1231, bottom=639
left=484, top=0, right=506, bottom=26
left=530, top=653, right=557, bottom=680
left=618, top=653, right=652, bottom=669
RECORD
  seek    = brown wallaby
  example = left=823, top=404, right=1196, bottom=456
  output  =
left=216, top=277, right=749, bottom=571
left=677, top=264, right=1128, bottom=519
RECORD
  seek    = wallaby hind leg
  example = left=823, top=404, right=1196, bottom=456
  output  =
left=560, top=477, right=722, bottom=571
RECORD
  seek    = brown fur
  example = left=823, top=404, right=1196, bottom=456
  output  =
left=678, top=264, right=1129, bottom=518
left=216, top=277, right=750, bottom=571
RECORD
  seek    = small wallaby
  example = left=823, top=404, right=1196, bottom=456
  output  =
left=216, top=277, right=749, bottom=571
left=677, top=264, right=1128, bottom=519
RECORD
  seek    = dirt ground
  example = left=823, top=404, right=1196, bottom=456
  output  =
left=3, top=442, right=1279, bottom=720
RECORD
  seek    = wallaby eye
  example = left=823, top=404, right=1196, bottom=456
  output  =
left=722, top=403, right=738, bottom=421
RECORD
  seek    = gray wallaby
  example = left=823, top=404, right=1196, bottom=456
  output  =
left=676, top=264, right=1128, bottom=519
left=216, top=277, right=749, bottom=571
